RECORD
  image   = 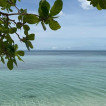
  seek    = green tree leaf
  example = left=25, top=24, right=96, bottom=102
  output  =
left=23, top=25, right=30, bottom=31
left=25, top=41, right=33, bottom=50
left=9, top=27, right=17, bottom=34
left=50, top=0, right=63, bottom=16
left=38, top=0, right=50, bottom=17
left=17, top=51, right=25, bottom=56
left=16, top=22, right=23, bottom=29
left=49, top=19, right=61, bottom=30
left=1, top=57, right=5, bottom=64
left=88, top=0, right=106, bottom=10
left=27, top=34, right=35, bottom=40
left=7, top=59, right=13, bottom=70
left=99, top=0, right=106, bottom=9
left=0, top=0, right=63, bottom=70
left=96, top=3, right=102, bottom=10
left=28, top=41, right=33, bottom=49
left=41, top=21, right=46, bottom=30
left=13, top=59, right=17, bottom=66
left=17, top=55, right=24, bottom=62
left=23, top=14, right=39, bottom=24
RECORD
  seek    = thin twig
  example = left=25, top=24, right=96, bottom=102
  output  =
left=0, top=11, right=39, bottom=17
left=9, top=19, right=17, bottom=25
left=9, top=25, right=22, bottom=41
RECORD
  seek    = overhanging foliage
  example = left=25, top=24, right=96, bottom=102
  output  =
left=0, top=0, right=63, bottom=70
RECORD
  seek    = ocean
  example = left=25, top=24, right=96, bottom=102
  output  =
left=0, top=50, right=106, bottom=106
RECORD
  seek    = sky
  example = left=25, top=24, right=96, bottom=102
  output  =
left=15, top=0, right=106, bottom=50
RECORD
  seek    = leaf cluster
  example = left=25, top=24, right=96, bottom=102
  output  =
left=88, top=0, right=106, bottom=10
left=0, top=0, right=63, bottom=70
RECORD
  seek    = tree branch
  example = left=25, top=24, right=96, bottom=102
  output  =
left=0, top=11, right=19, bottom=16
left=8, top=25, right=22, bottom=41
left=0, top=11, right=39, bottom=17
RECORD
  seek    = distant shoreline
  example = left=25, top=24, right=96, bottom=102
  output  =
left=24, top=50, right=106, bottom=52
left=24, top=50, right=106, bottom=56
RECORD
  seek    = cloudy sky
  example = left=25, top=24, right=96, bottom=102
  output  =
left=15, top=0, right=106, bottom=50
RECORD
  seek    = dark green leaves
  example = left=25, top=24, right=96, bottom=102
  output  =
left=38, top=0, right=50, bottom=17
left=23, top=25, right=30, bottom=31
left=16, top=22, right=23, bottom=29
left=17, top=51, right=24, bottom=56
left=23, top=14, right=39, bottom=24
left=87, top=0, right=98, bottom=7
left=99, top=0, right=106, bottom=9
left=49, top=19, right=61, bottom=30
left=17, top=55, right=24, bottom=62
left=50, top=0, right=63, bottom=16
left=0, top=0, right=12, bottom=11
left=88, top=0, right=106, bottom=10
left=41, top=21, right=46, bottom=30
left=1, top=57, right=5, bottom=64
left=38, top=0, right=63, bottom=31
left=7, top=59, right=13, bottom=70
left=39, top=0, right=63, bottom=17
left=23, top=25, right=30, bottom=36
left=0, top=0, right=63, bottom=70
left=16, top=50, right=24, bottom=62
left=9, top=27, right=17, bottom=34
left=96, top=3, right=102, bottom=10
left=27, top=34, right=35, bottom=40
left=18, top=15, right=22, bottom=21
left=25, top=41, right=33, bottom=50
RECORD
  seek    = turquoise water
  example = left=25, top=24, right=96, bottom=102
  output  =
left=0, top=51, right=106, bottom=106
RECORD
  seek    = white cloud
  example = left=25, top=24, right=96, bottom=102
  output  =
left=78, top=0, right=92, bottom=10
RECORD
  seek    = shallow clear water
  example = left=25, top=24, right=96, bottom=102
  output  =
left=0, top=51, right=106, bottom=106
